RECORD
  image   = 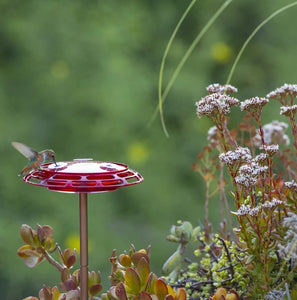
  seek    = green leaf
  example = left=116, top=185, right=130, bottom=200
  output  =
left=136, top=257, right=150, bottom=286
left=145, top=273, right=157, bottom=294
left=125, top=268, right=141, bottom=295
left=138, top=291, right=152, bottom=300
left=115, top=282, right=128, bottom=300
left=132, top=252, right=149, bottom=267
left=20, top=224, right=35, bottom=246
left=89, top=283, right=103, bottom=296
left=154, top=279, right=168, bottom=300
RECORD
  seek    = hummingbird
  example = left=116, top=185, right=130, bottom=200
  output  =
left=12, top=142, right=57, bottom=176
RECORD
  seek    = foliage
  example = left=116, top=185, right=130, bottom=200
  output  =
left=18, top=225, right=186, bottom=300
left=162, top=83, right=297, bottom=299
left=18, top=224, right=102, bottom=300
left=102, top=245, right=186, bottom=300
left=3, top=0, right=297, bottom=298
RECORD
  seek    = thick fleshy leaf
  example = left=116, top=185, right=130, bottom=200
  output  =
left=145, top=273, right=157, bottom=294
left=64, top=290, right=79, bottom=300
left=132, top=252, right=149, bottom=267
left=89, top=283, right=103, bottom=296
left=20, top=224, right=35, bottom=246
left=63, top=279, right=77, bottom=291
left=162, top=250, right=182, bottom=276
left=154, top=279, right=168, bottom=300
left=125, top=268, right=141, bottom=295
left=61, top=268, right=71, bottom=283
left=17, top=245, right=44, bottom=268
left=51, top=286, right=61, bottom=300
left=138, top=291, right=152, bottom=300
left=175, top=288, right=187, bottom=300
left=88, top=270, right=101, bottom=286
left=115, top=282, right=128, bottom=300
left=17, top=245, right=39, bottom=258
left=39, top=286, right=52, bottom=300
left=136, top=257, right=150, bottom=286
left=119, top=254, right=132, bottom=267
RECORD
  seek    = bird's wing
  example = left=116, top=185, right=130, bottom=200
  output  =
left=11, top=142, right=38, bottom=160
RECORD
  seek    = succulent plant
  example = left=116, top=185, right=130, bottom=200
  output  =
left=18, top=224, right=102, bottom=300
left=101, top=245, right=186, bottom=300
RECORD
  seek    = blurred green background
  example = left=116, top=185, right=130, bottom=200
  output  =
left=1, top=0, right=297, bottom=298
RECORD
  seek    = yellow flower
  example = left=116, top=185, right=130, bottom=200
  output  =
left=211, top=42, right=232, bottom=64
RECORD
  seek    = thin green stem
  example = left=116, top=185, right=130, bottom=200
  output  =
left=157, top=0, right=198, bottom=138
left=226, top=1, right=297, bottom=85
left=152, top=0, right=233, bottom=137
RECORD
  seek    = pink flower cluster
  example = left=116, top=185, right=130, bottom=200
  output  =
left=235, top=161, right=268, bottom=188
left=267, top=83, right=297, bottom=100
left=240, top=97, right=269, bottom=112
left=280, top=105, right=297, bottom=116
left=233, top=204, right=260, bottom=217
left=196, top=93, right=239, bottom=119
left=206, top=83, right=238, bottom=95
left=219, top=147, right=251, bottom=165
left=253, top=121, right=290, bottom=147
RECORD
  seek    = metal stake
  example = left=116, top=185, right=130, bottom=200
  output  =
left=79, top=193, right=88, bottom=300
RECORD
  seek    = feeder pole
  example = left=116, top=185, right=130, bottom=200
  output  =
left=79, top=193, right=88, bottom=300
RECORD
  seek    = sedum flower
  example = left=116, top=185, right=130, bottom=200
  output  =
left=206, top=83, right=238, bottom=95
left=259, top=144, right=279, bottom=155
left=253, top=121, right=290, bottom=147
left=285, top=180, right=297, bottom=192
left=219, top=147, right=252, bottom=165
left=207, top=126, right=220, bottom=144
left=235, top=161, right=268, bottom=188
left=264, top=289, right=285, bottom=300
left=261, top=198, right=283, bottom=209
left=278, top=213, right=297, bottom=263
left=232, top=204, right=260, bottom=217
left=240, top=96, right=269, bottom=112
left=267, top=83, right=297, bottom=100
left=195, top=93, right=239, bottom=118
left=280, top=105, right=297, bottom=116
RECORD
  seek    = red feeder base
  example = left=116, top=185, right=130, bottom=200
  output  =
left=23, top=159, right=143, bottom=193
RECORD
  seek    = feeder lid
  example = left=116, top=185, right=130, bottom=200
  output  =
left=23, top=159, right=143, bottom=193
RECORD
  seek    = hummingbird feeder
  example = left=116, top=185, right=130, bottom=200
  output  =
left=23, top=159, right=143, bottom=300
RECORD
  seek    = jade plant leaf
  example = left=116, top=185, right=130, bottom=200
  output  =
left=136, top=257, right=150, bottom=286
left=114, top=282, right=128, bottom=300
left=138, top=291, right=153, bottom=300
left=125, top=267, right=141, bottom=295
left=145, top=273, right=158, bottom=294
left=154, top=279, right=168, bottom=300
left=132, top=251, right=149, bottom=266
left=17, top=245, right=44, bottom=268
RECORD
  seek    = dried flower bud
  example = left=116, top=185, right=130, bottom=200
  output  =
left=219, top=147, right=252, bottom=165
left=259, top=144, right=279, bottom=155
left=280, top=105, right=297, bottom=116
left=267, top=83, right=297, bottom=100
left=262, top=198, right=283, bottom=209
left=232, top=204, right=260, bottom=217
left=240, top=97, right=269, bottom=112
left=206, top=83, right=238, bottom=95
left=253, top=121, right=289, bottom=147
left=196, top=93, right=239, bottom=118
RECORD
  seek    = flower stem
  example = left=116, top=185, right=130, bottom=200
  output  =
left=225, top=1, right=297, bottom=85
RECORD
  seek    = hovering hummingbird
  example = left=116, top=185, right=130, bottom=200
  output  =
left=12, top=142, right=57, bottom=176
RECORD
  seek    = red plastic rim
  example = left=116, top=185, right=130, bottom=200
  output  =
left=23, top=159, right=143, bottom=193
